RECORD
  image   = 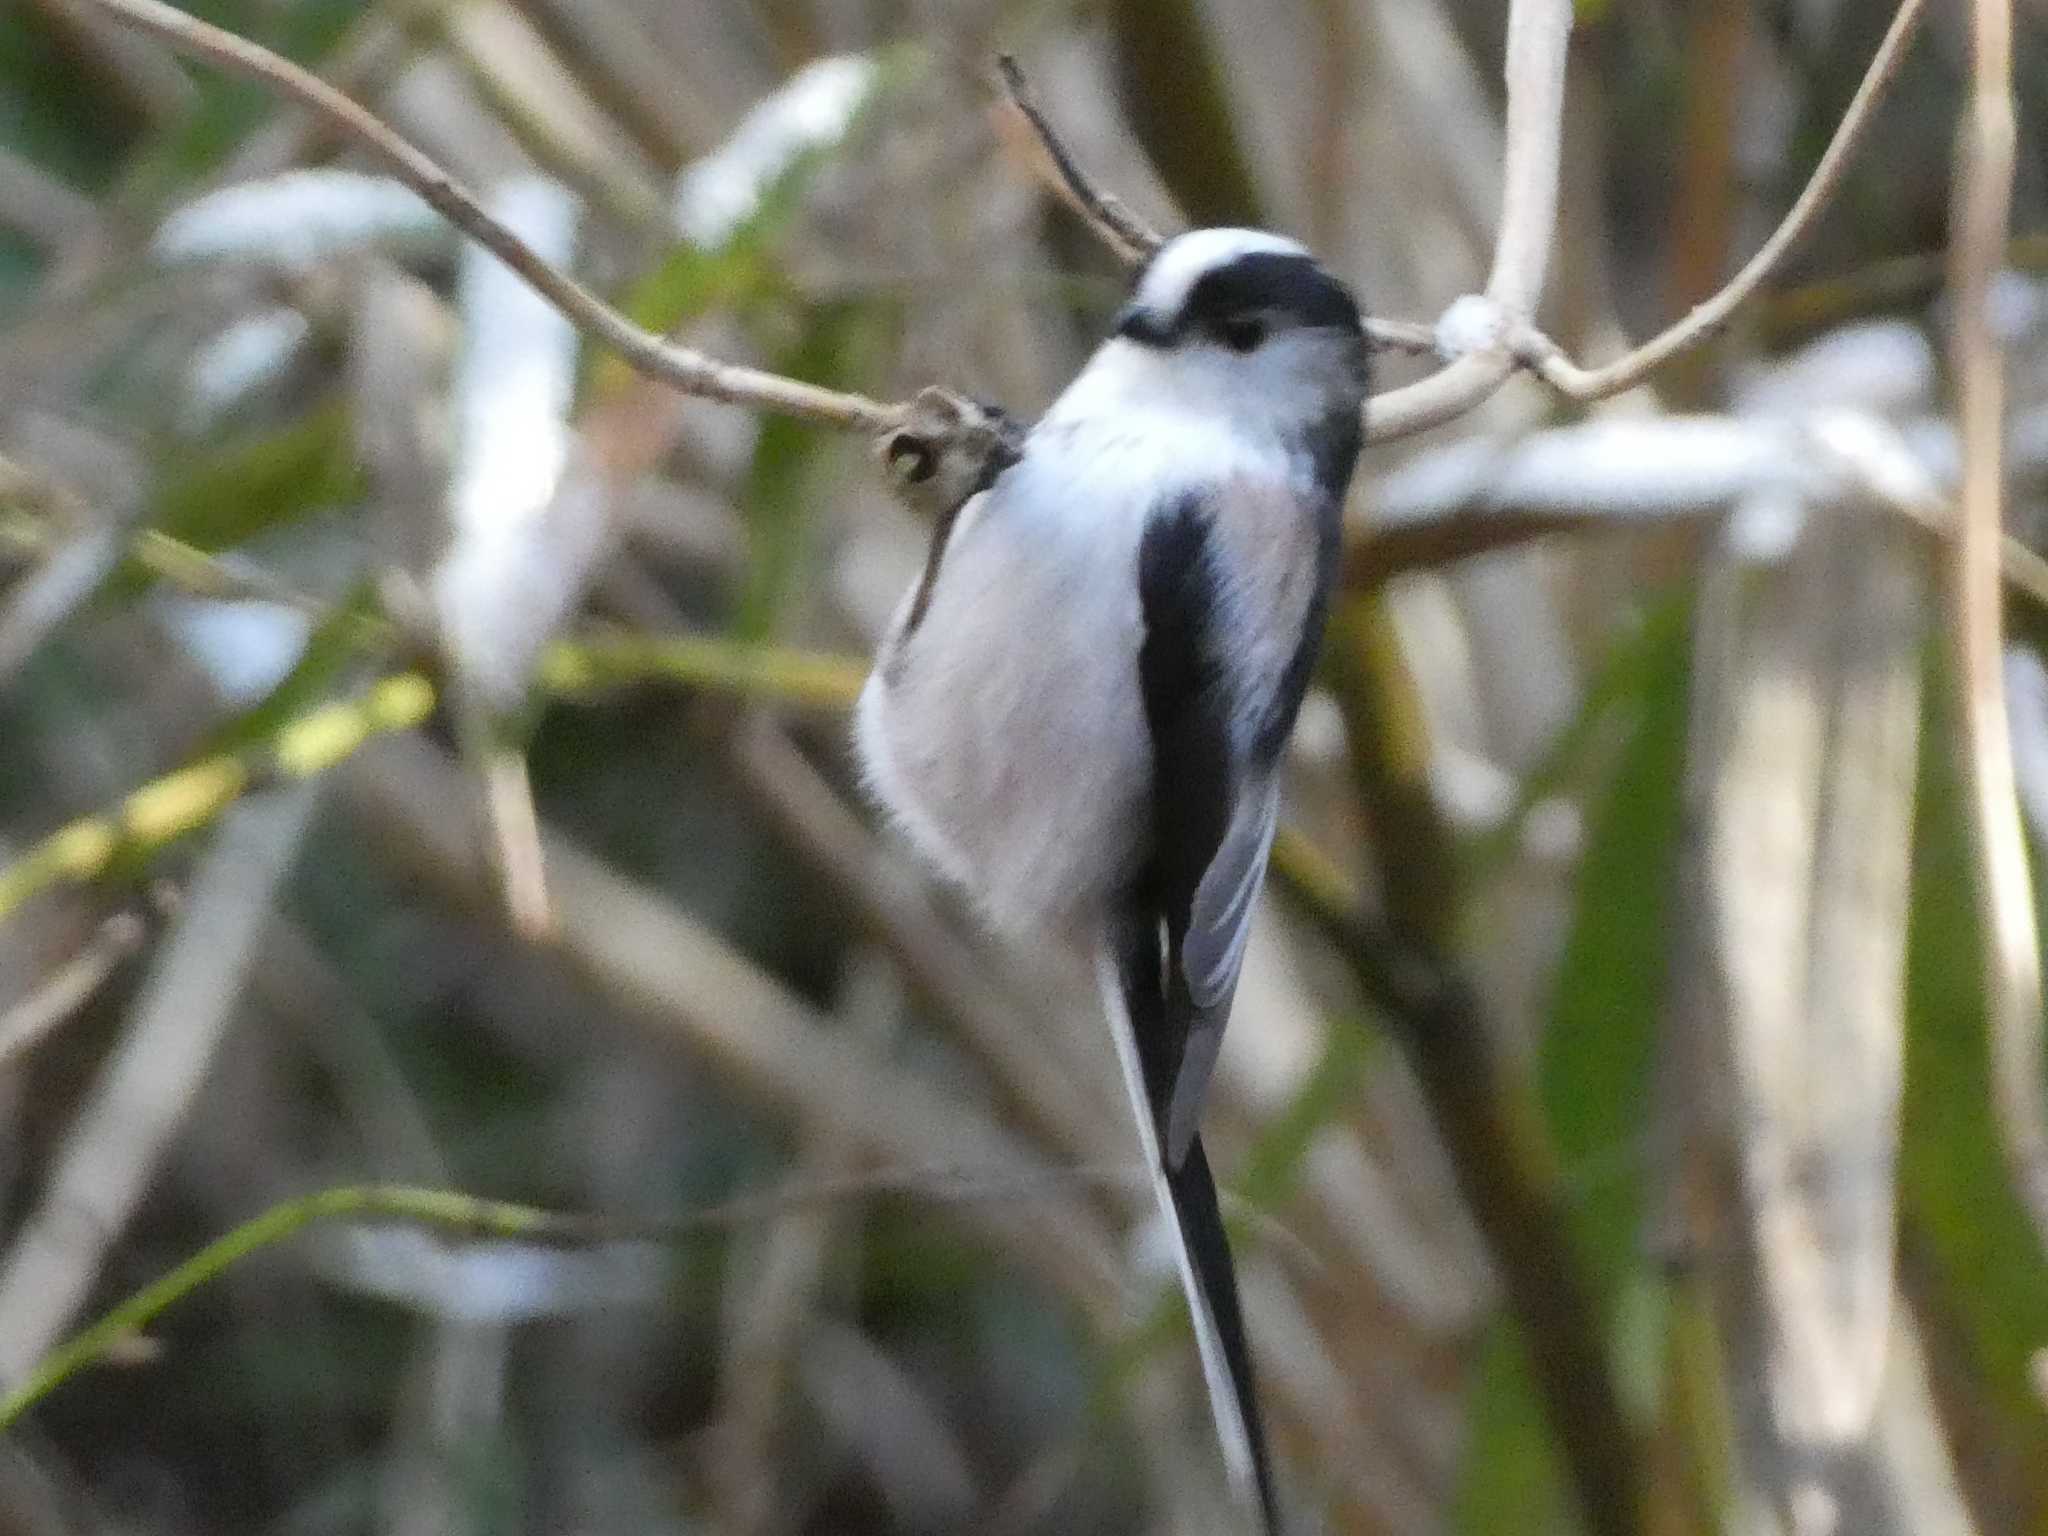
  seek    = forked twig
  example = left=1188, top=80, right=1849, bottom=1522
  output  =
left=87, top=0, right=1926, bottom=451
left=1525, top=0, right=1928, bottom=400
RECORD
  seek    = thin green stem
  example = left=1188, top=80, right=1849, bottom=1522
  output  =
left=0, top=1166, right=1138, bottom=1430
left=540, top=634, right=867, bottom=711
left=0, top=1185, right=551, bottom=1430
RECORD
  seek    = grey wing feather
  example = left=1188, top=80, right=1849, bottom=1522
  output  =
left=1165, top=777, right=1280, bottom=1168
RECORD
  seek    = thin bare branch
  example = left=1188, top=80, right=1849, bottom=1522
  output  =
left=1949, top=0, right=2048, bottom=1252
left=0, top=912, right=148, bottom=1073
left=1484, top=0, right=1573, bottom=317
left=82, top=0, right=903, bottom=435
left=1526, top=0, right=1927, bottom=401
left=992, top=55, right=1443, bottom=367
left=1364, top=351, right=1517, bottom=442
left=994, top=54, right=1163, bottom=264
left=1363, top=0, right=1573, bottom=440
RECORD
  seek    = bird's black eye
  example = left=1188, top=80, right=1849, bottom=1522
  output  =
left=1219, top=315, right=1266, bottom=353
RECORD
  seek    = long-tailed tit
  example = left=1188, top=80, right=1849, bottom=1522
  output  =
left=857, top=227, right=1370, bottom=1531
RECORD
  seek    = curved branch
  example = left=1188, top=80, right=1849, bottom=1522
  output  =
left=1527, top=0, right=1926, bottom=401
left=85, top=0, right=903, bottom=434
left=995, top=54, right=1163, bottom=263
left=0, top=1169, right=1141, bottom=1427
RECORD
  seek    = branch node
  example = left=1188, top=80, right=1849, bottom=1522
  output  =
left=1435, top=294, right=1513, bottom=361
left=876, top=388, right=1025, bottom=521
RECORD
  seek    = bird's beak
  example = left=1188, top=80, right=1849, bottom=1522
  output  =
left=1113, top=303, right=1174, bottom=348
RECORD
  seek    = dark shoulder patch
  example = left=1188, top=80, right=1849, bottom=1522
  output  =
left=1136, top=499, right=1236, bottom=926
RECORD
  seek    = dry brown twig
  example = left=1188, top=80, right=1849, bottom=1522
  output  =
left=0, top=911, right=148, bottom=1073
left=84, top=0, right=1923, bottom=460
left=1949, top=0, right=2048, bottom=1252
left=993, top=54, right=1162, bottom=267
left=82, top=0, right=903, bottom=435
left=989, top=55, right=1442, bottom=360
left=1522, top=0, right=1928, bottom=400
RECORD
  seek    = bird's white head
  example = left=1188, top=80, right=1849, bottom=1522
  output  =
left=1062, top=228, right=1369, bottom=464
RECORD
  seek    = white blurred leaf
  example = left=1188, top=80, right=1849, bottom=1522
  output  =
left=431, top=177, right=588, bottom=706
left=672, top=54, right=877, bottom=245
left=153, top=169, right=448, bottom=269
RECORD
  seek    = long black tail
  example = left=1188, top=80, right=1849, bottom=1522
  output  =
left=1168, top=1134, right=1280, bottom=1532
left=1099, top=923, right=1280, bottom=1533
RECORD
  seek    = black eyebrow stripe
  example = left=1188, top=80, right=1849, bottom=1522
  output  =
left=1180, top=253, right=1360, bottom=331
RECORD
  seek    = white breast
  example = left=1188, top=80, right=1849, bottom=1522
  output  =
left=857, top=355, right=1290, bottom=936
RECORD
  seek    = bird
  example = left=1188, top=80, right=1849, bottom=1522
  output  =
left=856, top=226, right=1370, bottom=1531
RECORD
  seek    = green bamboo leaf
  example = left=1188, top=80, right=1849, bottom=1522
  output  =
left=1900, top=652, right=2048, bottom=1475
left=1454, top=1319, right=1580, bottom=1536
left=1236, top=1016, right=1375, bottom=1209
left=1455, top=601, right=1691, bottom=1536
left=1538, top=595, right=1693, bottom=1293
left=733, top=301, right=881, bottom=640
left=143, top=399, right=365, bottom=563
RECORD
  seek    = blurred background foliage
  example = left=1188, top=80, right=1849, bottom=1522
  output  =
left=2, top=0, right=2048, bottom=1533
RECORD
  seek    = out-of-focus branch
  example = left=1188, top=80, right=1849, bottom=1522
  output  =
left=83, top=0, right=903, bottom=436
left=1268, top=710, right=1647, bottom=1536
left=1524, top=0, right=1927, bottom=402
left=0, top=911, right=149, bottom=1072
left=0, top=1167, right=1141, bottom=1431
left=1102, top=0, right=1263, bottom=228
left=0, top=635, right=872, bottom=924
left=0, top=676, right=435, bottom=923
left=540, top=634, right=868, bottom=711
left=0, top=783, right=322, bottom=1390
left=1948, top=0, right=2048, bottom=1253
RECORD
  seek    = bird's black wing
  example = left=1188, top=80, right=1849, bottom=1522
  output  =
left=1119, top=494, right=1281, bottom=1531
left=1135, top=490, right=1306, bottom=1170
